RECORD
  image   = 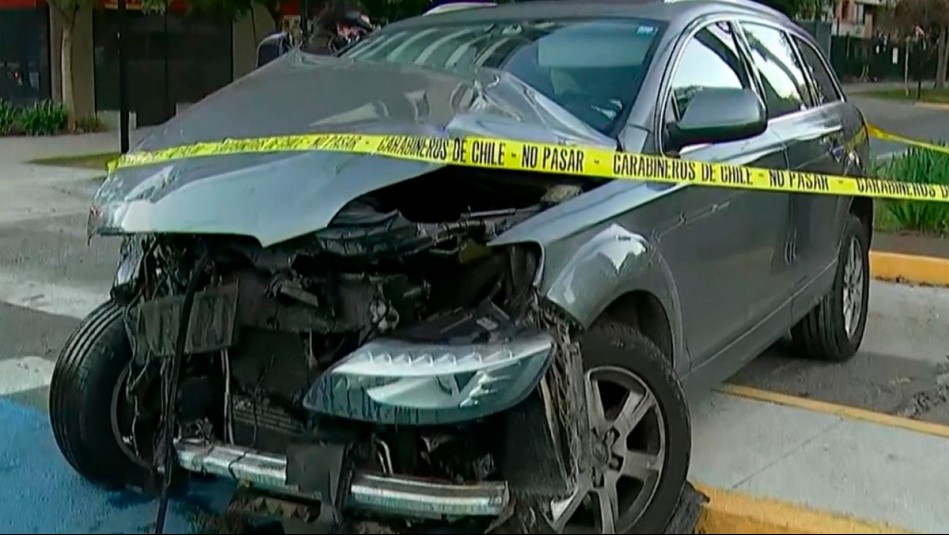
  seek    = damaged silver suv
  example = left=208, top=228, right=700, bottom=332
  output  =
left=49, top=0, right=872, bottom=533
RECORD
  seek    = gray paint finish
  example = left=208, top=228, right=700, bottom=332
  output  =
left=90, top=0, right=870, bottom=385
left=89, top=52, right=616, bottom=247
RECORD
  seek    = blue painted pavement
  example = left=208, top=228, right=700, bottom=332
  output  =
left=0, top=398, right=236, bottom=534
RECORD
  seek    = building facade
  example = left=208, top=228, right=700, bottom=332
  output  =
left=0, top=0, right=53, bottom=107
left=832, top=0, right=886, bottom=38
left=0, top=0, right=299, bottom=127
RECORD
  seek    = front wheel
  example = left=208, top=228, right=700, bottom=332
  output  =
left=49, top=301, right=157, bottom=491
left=548, top=321, right=692, bottom=534
left=791, top=214, right=870, bottom=362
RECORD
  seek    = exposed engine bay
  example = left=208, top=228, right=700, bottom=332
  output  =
left=111, top=169, right=603, bottom=533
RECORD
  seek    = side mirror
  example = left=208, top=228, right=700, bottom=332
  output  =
left=256, top=32, right=292, bottom=68
left=666, top=87, right=767, bottom=152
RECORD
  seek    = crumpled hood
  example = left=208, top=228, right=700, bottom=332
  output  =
left=90, top=50, right=616, bottom=247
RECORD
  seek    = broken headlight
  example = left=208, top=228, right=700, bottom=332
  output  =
left=302, top=333, right=553, bottom=425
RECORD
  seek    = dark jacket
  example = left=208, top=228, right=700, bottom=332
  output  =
left=305, top=30, right=342, bottom=56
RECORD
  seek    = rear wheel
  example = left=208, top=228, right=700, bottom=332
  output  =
left=791, top=214, right=870, bottom=362
left=548, top=321, right=691, bottom=534
left=49, top=301, right=158, bottom=491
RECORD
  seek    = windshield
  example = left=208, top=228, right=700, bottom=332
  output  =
left=339, top=18, right=666, bottom=134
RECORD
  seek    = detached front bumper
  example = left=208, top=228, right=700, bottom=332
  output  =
left=175, top=439, right=510, bottom=520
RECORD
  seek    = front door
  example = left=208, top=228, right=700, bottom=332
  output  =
left=656, top=20, right=793, bottom=367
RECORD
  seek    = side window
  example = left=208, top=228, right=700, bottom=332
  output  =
left=667, top=22, right=751, bottom=123
left=793, top=36, right=842, bottom=105
left=739, top=22, right=811, bottom=119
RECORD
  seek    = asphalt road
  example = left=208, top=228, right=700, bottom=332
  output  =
left=852, top=94, right=949, bottom=160
left=0, top=94, right=947, bottom=533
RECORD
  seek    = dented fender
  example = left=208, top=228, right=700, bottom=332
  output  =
left=544, top=225, right=685, bottom=369
left=490, top=179, right=688, bottom=373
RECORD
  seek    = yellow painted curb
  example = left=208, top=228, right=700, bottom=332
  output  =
left=695, top=485, right=912, bottom=534
left=869, top=251, right=949, bottom=287
left=721, top=384, right=949, bottom=441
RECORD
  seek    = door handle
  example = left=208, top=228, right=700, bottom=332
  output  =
left=831, top=144, right=846, bottom=162
left=821, top=136, right=846, bottom=163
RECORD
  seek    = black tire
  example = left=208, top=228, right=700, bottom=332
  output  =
left=791, top=214, right=870, bottom=362
left=578, top=321, right=691, bottom=535
left=49, top=300, right=154, bottom=491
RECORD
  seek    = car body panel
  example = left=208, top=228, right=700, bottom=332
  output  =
left=97, top=0, right=870, bottom=393
left=499, top=3, right=869, bottom=383
left=89, top=50, right=616, bottom=247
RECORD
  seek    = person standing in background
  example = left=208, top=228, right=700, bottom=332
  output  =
left=306, top=1, right=375, bottom=55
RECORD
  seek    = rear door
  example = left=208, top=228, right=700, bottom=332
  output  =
left=655, top=19, right=793, bottom=367
left=791, top=33, right=865, bottom=259
left=734, top=21, right=853, bottom=291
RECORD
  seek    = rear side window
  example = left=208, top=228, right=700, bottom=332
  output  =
left=793, top=36, right=842, bottom=105
left=739, top=22, right=811, bottom=119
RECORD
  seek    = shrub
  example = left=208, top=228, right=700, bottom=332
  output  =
left=0, top=99, right=16, bottom=135
left=17, top=101, right=68, bottom=136
left=874, top=143, right=949, bottom=234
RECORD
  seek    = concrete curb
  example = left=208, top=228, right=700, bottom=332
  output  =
left=694, top=485, right=911, bottom=534
left=913, top=101, right=949, bottom=111
left=870, top=250, right=949, bottom=286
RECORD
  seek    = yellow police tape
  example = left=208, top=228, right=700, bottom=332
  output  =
left=867, top=124, right=949, bottom=156
left=107, top=124, right=949, bottom=204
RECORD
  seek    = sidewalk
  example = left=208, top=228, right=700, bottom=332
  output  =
left=698, top=265, right=949, bottom=534
left=691, top=386, right=949, bottom=534
left=0, top=128, right=154, bottom=164
left=0, top=130, right=155, bottom=226
left=843, top=80, right=937, bottom=96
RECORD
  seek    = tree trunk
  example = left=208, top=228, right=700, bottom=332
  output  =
left=937, top=26, right=949, bottom=90
left=60, top=12, right=77, bottom=131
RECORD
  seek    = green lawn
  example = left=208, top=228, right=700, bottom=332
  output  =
left=865, top=87, right=949, bottom=105
left=873, top=199, right=904, bottom=233
left=29, top=151, right=119, bottom=172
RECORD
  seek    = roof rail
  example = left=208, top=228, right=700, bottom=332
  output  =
left=424, top=1, right=498, bottom=16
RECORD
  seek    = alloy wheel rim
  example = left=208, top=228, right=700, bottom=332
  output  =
left=842, top=236, right=865, bottom=339
left=548, top=365, right=667, bottom=534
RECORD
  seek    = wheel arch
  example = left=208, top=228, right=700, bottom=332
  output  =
left=849, top=196, right=873, bottom=243
left=536, top=223, right=688, bottom=374
left=600, top=289, right=676, bottom=366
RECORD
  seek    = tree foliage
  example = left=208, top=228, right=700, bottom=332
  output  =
left=754, top=0, right=831, bottom=19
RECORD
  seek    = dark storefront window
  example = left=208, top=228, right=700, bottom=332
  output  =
left=93, top=8, right=233, bottom=126
left=0, top=6, right=52, bottom=106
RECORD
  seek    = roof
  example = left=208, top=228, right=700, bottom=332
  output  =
left=387, top=0, right=793, bottom=30
left=424, top=2, right=497, bottom=16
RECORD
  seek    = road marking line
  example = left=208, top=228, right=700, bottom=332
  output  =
left=0, top=356, right=54, bottom=396
left=721, top=384, right=949, bottom=441
left=695, top=484, right=911, bottom=534
left=0, top=270, right=105, bottom=320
